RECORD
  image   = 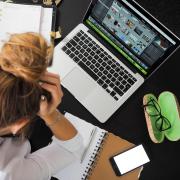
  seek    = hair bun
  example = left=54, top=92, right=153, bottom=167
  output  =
left=0, top=33, right=53, bottom=82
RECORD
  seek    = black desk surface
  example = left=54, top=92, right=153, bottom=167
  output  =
left=55, top=0, right=180, bottom=179
left=30, top=0, right=180, bottom=180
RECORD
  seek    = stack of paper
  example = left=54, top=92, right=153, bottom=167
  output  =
left=0, top=2, right=52, bottom=49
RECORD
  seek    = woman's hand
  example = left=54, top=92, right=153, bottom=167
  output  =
left=38, top=71, right=63, bottom=121
left=38, top=71, right=77, bottom=140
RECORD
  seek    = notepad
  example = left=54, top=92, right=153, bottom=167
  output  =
left=0, top=2, right=52, bottom=49
left=55, top=113, right=142, bottom=180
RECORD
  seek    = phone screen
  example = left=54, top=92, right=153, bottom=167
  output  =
left=111, top=145, right=150, bottom=175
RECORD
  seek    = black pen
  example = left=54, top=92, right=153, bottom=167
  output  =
left=51, top=4, right=57, bottom=41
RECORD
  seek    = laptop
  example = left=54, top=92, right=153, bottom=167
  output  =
left=48, top=0, right=180, bottom=123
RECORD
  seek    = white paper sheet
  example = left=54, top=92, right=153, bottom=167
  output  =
left=40, top=7, right=53, bottom=43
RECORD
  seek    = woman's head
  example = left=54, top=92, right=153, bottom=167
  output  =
left=0, top=32, right=53, bottom=133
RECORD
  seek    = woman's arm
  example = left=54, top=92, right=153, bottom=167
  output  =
left=38, top=71, right=77, bottom=140
left=2, top=72, right=83, bottom=180
left=43, top=110, right=78, bottom=140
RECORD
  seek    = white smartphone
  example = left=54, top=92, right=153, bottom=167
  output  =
left=109, top=144, right=150, bottom=176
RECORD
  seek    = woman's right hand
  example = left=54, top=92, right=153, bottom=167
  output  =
left=38, top=71, right=77, bottom=140
left=38, top=71, right=63, bottom=122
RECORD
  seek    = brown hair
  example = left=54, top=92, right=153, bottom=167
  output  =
left=0, top=32, right=53, bottom=136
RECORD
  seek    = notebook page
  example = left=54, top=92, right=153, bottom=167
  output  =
left=0, top=2, right=42, bottom=48
left=64, top=113, right=96, bottom=150
left=40, top=7, right=52, bottom=44
left=54, top=112, right=106, bottom=180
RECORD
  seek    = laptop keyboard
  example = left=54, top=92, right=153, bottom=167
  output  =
left=62, top=30, right=137, bottom=101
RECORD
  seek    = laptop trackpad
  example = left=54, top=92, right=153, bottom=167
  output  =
left=62, top=67, right=97, bottom=101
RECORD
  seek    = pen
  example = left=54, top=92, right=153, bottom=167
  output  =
left=52, top=4, right=56, bottom=31
left=50, top=4, right=57, bottom=41
left=80, top=127, right=97, bottom=163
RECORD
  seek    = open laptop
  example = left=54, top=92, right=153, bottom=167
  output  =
left=48, top=0, right=180, bottom=123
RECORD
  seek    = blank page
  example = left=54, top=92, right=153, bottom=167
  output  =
left=0, top=2, right=42, bottom=48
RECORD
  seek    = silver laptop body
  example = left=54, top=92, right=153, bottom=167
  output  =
left=48, top=0, right=180, bottom=123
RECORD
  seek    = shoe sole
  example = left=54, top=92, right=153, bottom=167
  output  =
left=158, top=91, right=180, bottom=141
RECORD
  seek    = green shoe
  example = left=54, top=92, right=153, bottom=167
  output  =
left=158, top=91, right=180, bottom=141
left=143, top=94, right=164, bottom=143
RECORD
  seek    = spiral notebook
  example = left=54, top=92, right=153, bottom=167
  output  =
left=54, top=113, right=141, bottom=180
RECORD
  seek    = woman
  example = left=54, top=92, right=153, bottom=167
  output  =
left=0, top=32, right=83, bottom=180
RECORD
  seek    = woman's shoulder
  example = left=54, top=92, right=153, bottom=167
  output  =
left=0, top=137, right=30, bottom=155
left=0, top=137, right=5, bottom=145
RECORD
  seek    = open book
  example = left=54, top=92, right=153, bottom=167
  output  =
left=55, top=113, right=142, bottom=180
left=0, top=2, right=53, bottom=49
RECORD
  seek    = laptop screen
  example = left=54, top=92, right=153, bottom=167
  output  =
left=84, top=0, right=180, bottom=75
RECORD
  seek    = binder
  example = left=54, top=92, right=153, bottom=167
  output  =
left=54, top=113, right=142, bottom=180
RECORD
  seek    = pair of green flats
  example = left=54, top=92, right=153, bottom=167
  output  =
left=143, top=91, right=180, bottom=143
